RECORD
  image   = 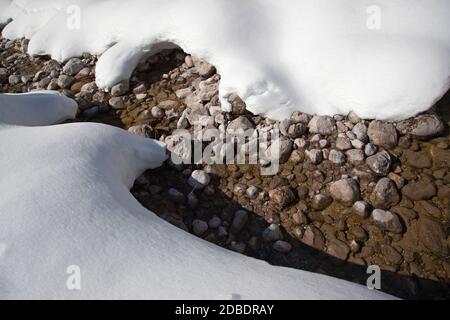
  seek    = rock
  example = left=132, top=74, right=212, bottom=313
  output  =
left=293, top=211, right=309, bottom=225
left=370, top=178, right=400, bottom=209
left=111, top=81, right=129, bottom=96
left=312, top=194, right=332, bottom=210
left=128, top=124, right=154, bottom=138
left=387, top=173, right=405, bottom=189
left=294, top=138, right=308, bottom=149
left=336, top=136, right=352, bottom=150
left=366, top=151, right=392, bottom=176
left=306, top=149, right=323, bottom=164
left=348, top=111, right=361, bottom=124
left=175, top=87, right=192, bottom=99
left=302, top=226, right=326, bottom=250
left=151, top=106, right=164, bottom=119
left=80, top=81, right=97, bottom=93
left=208, top=216, right=221, bottom=229
left=262, top=224, right=283, bottom=242
left=371, top=209, right=403, bottom=233
left=62, top=58, right=85, bottom=76
left=273, top=240, right=292, bottom=253
left=368, top=120, right=398, bottom=149
left=349, top=226, right=368, bottom=241
left=228, top=94, right=246, bottom=115
left=319, top=139, right=329, bottom=148
left=351, top=139, right=365, bottom=149
left=9, top=74, right=22, bottom=85
left=187, top=193, right=199, bottom=209
left=230, top=241, right=246, bottom=253
left=57, top=74, right=74, bottom=89
left=308, top=115, right=337, bottom=136
left=352, top=123, right=368, bottom=142
left=269, top=186, right=296, bottom=208
left=288, top=123, right=307, bottom=139
left=382, top=245, right=403, bottom=265
left=271, top=137, right=293, bottom=164
left=168, top=188, right=186, bottom=204
left=396, top=113, right=445, bottom=139
left=192, top=219, right=208, bottom=236
left=328, top=150, right=346, bottom=164
left=230, top=210, right=249, bottom=234
left=402, top=181, right=437, bottom=201
left=330, top=178, right=360, bottom=205
left=353, top=201, right=370, bottom=218
left=133, top=83, right=147, bottom=95
left=415, top=201, right=441, bottom=219
left=404, top=151, right=432, bottom=169
left=194, top=58, right=215, bottom=78
left=327, top=239, right=350, bottom=260
left=364, top=143, right=377, bottom=156
left=418, top=216, right=447, bottom=257
left=291, top=111, right=310, bottom=124
left=345, top=149, right=365, bottom=164
left=246, top=186, right=259, bottom=199
left=108, top=97, right=125, bottom=109
left=227, top=116, right=254, bottom=131
left=188, top=170, right=211, bottom=190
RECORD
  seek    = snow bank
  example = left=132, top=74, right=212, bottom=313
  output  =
left=0, top=91, right=78, bottom=126
left=1, top=0, right=449, bottom=121
left=0, top=93, right=395, bottom=299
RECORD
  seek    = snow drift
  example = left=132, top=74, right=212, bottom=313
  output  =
left=0, top=92, right=395, bottom=299
left=1, top=0, right=449, bottom=121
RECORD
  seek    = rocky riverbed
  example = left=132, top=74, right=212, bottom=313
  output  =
left=1, top=34, right=449, bottom=299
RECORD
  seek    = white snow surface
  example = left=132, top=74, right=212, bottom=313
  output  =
left=1, top=0, right=449, bottom=121
left=0, top=93, right=396, bottom=299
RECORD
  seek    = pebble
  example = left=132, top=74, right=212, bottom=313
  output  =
left=345, top=149, right=365, bottom=164
left=366, top=151, right=392, bottom=176
left=168, top=188, right=186, bottom=204
left=329, top=178, right=360, bottom=205
left=353, top=201, right=371, bottom=218
left=370, top=178, right=400, bottom=209
left=308, top=115, right=337, bottom=136
left=402, top=181, right=437, bottom=200
left=262, top=224, right=283, bottom=242
left=230, top=210, right=249, bottom=234
left=273, top=240, right=292, bottom=253
left=188, top=170, right=211, bottom=190
left=371, top=209, right=403, bottom=234
left=151, top=106, right=164, bottom=119
left=111, top=81, right=129, bottom=96
left=306, top=149, right=323, bottom=164
left=192, top=219, right=208, bottom=236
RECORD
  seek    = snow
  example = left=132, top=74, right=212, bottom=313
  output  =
left=0, top=91, right=77, bottom=126
left=1, top=0, right=449, bottom=121
left=0, top=93, right=396, bottom=299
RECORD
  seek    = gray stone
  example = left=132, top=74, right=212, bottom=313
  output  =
left=302, top=226, right=326, bottom=250
left=57, top=74, right=74, bottom=89
left=396, top=113, right=445, bottom=139
left=227, top=116, right=255, bottom=131
left=62, top=58, right=85, bottom=76
left=364, top=143, right=377, bottom=156
left=336, top=136, right=352, bottom=150
left=208, top=216, right=221, bottom=229
left=368, top=120, right=398, bottom=149
left=308, top=115, right=337, bottom=136
left=168, top=188, right=186, bottom=204
left=329, top=149, right=346, bottom=164
left=306, top=149, right=323, bottom=164
left=370, top=178, right=400, bottom=209
left=188, top=170, right=211, bottom=190
left=262, top=224, right=283, bottom=242
left=108, top=97, right=125, bottom=109
left=418, top=216, right=447, bottom=257
left=273, top=240, right=292, bottom=253
left=352, top=123, right=368, bottom=142
left=111, top=81, right=129, bottom=96
left=192, top=219, right=208, bottom=236
left=366, top=151, right=391, bottom=176
left=269, top=186, right=296, bottom=208
left=151, top=106, right=164, bottom=119
left=353, top=201, right=370, bottom=218
left=327, top=239, right=350, bottom=260
left=230, top=210, right=249, bottom=234
left=330, top=178, right=360, bottom=205
left=371, top=209, right=403, bottom=233
left=345, top=149, right=365, bottom=164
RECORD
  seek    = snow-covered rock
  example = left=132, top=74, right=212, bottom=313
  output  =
left=0, top=92, right=396, bottom=299
left=1, top=0, right=449, bottom=121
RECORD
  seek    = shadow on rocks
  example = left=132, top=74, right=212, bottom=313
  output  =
left=132, top=161, right=450, bottom=300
